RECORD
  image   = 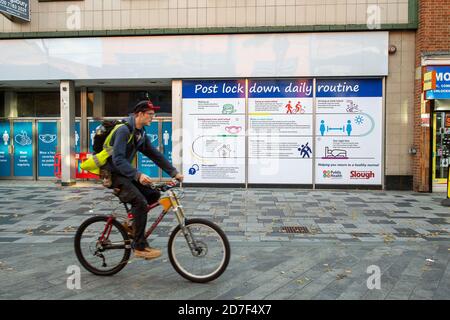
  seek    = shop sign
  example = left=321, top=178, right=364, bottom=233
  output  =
left=0, top=0, right=30, bottom=22
left=423, top=70, right=436, bottom=91
left=421, top=113, right=430, bottom=127
left=426, top=66, right=450, bottom=99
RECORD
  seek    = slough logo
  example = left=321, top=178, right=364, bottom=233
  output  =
left=323, top=170, right=343, bottom=178
left=350, top=171, right=375, bottom=179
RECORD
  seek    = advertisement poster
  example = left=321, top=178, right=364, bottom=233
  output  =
left=137, top=121, right=159, bottom=178
left=37, top=121, right=58, bottom=177
left=75, top=121, right=80, bottom=154
left=315, top=79, right=383, bottom=185
left=0, top=121, right=11, bottom=177
left=182, top=80, right=246, bottom=183
left=88, top=120, right=102, bottom=153
left=13, top=121, right=33, bottom=177
left=162, top=121, right=173, bottom=178
left=248, top=79, right=314, bottom=184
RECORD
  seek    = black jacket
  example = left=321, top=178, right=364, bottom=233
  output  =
left=106, top=114, right=178, bottom=180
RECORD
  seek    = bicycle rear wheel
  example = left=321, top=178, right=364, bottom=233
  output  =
left=168, top=218, right=230, bottom=283
left=74, top=215, right=131, bottom=276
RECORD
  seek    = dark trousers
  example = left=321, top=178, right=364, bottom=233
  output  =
left=112, top=174, right=160, bottom=250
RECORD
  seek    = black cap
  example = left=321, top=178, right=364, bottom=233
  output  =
left=133, top=100, right=160, bottom=113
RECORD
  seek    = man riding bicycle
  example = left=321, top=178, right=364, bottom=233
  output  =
left=106, top=100, right=184, bottom=260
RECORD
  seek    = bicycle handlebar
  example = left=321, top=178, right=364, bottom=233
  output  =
left=147, top=179, right=180, bottom=192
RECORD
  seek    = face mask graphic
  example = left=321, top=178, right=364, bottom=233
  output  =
left=39, top=134, right=57, bottom=144
left=225, top=126, right=242, bottom=134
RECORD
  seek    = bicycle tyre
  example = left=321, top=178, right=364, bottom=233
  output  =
left=168, top=218, right=230, bottom=283
left=74, top=215, right=131, bottom=276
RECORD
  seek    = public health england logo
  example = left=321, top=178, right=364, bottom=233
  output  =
left=323, top=170, right=343, bottom=179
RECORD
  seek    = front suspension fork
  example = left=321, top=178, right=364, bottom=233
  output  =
left=169, top=192, right=201, bottom=256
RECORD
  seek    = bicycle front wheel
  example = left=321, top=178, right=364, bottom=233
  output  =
left=168, top=218, right=230, bottom=283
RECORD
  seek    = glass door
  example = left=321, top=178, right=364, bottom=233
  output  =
left=12, top=120, right=35, bottom=179
left=432, top=112, right=450, bottom=192
left=0, top=120, right=12, bottom=178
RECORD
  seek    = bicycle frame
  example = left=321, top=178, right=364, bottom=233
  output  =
left=98, top=187, right=202, bottom=255
left=143, top=189, right=186, bottom=239
left=99, top=189, right=179, bottom=239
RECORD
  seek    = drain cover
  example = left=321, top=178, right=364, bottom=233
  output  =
left=281, top=226, right=309, bottom=234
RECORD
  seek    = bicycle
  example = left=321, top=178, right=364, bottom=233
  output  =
left=74, top=181, right=230, bottom=283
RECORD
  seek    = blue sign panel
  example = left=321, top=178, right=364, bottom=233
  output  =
left=13, top=121, right=33, bottom=177
left=316, top=79, right=383, bottom=98
left=248, top=79, right=313, bottom=98
left=75, top=121, right=81, bottom=153
left=138, top=122, right=159, bottom=178
left=183, top=80, right=246, bottom=99
left=426, top=66, right=450, bottom=100
left=37, top=122, right=58, bottom=177
left=0, top=121, right=11, bottom=177
left=0, top=0, right=30, bottom=22
left=88, top=120, right=102, bottom=153
left=162, top=122, right=173, bottom=178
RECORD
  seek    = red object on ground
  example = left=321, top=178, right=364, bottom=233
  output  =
left=54, top=153, right=62, bottom=179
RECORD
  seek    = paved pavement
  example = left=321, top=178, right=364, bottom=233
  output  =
left=0, top=181, right=449, bottom=300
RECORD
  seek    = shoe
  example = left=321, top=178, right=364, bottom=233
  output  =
left=134, top=247, right=162, bottom=260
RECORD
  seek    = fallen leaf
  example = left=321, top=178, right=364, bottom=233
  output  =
left=336, top=274, right=347, bottom=280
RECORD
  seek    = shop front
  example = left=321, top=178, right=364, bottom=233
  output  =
left=0, top=31, right=388, bottom=186
left=427, top=66, right=450, bottom=192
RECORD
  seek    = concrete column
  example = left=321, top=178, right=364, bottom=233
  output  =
left=60, top=81, right=76, bottom=186
left=4, top=91, right=18, bottom=118
left=171, top=80, right=182, bottom=174
left=93, top=89, right=104, bottom=117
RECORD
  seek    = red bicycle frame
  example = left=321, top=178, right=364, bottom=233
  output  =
left=99, top=201, right=169, bottom=242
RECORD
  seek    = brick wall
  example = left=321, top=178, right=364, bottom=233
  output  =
left=413, top=0, right=450, bottom=191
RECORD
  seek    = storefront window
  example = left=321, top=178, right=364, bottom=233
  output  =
left=104, top=90, right=172, bottom=117
left=16, top=91, right=93, bottom=117
left=0, top=92, right=4, bottom=117
left=434, top=112, right=450, bottom=180
left=75, top=91, right=94, bottom=117
left=17, top=93, right=35, bottom=117
left=17, top=92, right=59, bottom=117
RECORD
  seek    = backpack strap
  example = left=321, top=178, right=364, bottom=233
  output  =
left=103, top=123, right=133, bottom=156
